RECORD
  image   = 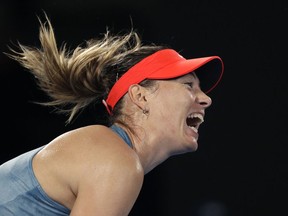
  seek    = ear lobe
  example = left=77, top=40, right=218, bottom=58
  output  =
left=128, top=84, right=147, bottom=109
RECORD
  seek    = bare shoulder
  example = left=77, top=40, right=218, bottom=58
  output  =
left=42, top=124, right=143, bottom=174
left=67, top=125, right=145, bottom=215
left=33, top=124, right=144, bottom=210
left=68, top=125, right=143, bottom=170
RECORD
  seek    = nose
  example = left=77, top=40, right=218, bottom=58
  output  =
left=196, top=90, right=212, bottom=108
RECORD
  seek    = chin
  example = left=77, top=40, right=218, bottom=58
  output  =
left=186, top=137, right=199, bottom=151
left=174, top=143, right=198, bottom=156
left=188, top=144, right=199, bottom=152
left=186, top=139, right=199, bottom=152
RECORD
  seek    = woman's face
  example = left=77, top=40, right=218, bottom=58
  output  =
left=147, top=73, right=212, bottom=155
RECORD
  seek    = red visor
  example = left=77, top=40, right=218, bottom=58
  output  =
left=103, top=49, right=224, bottom=115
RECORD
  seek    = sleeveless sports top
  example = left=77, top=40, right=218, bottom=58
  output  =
left=110, top=124, right=132, bottom=147
left=0, top=125, right=132, bottom=215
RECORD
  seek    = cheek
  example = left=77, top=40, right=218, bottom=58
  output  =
left=150, top=84, right=194, bottom=115
left=163, top=90, right=194, bottom=109
left=156, top=92, right=178, bottom=110
left=152, top=92, right=187, bottom=118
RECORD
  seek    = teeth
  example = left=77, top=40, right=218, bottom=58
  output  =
left=189, top=126, right=198, bottom=133
left=187, top=113, right=204, bottom=123
left=186, top=113, right=204, bottom=133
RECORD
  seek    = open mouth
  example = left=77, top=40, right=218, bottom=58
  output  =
left=186, top=113, right=204, bottom=133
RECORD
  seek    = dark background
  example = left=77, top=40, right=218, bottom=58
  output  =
left=1, top=0, right=288, bottom=215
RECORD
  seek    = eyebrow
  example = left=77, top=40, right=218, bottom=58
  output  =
left=186, top=73, right=200, bottom=85
left=185, top=73, right=198, bottom=81
left=182, top=72, right=197, bottom=80
left=191, top=72, right=197, bottom=79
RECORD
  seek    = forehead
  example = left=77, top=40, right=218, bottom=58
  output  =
left=173, top=73, right=198, bottom=81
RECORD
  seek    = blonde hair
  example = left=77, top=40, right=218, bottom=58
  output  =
left=7, top=14, right=166, bottom=124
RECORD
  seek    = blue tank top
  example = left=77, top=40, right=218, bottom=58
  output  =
left=0, top=125, right=132, bottom=215
left=110, top=124, right=132, bottom=148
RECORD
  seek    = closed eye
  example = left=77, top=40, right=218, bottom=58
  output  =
left=184, top=82, right=194, bottom=88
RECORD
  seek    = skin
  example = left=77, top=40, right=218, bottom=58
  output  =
left=32, top=73, right=212, bottom=215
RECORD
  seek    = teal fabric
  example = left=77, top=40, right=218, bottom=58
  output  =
left=0, top=125, right=132, bottom=215
left=110, top=124, right=133, bottom=148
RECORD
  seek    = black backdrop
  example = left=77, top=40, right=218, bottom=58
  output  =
left=1, top=0, right=288, bottom=215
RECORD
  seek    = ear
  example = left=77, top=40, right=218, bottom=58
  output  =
left=127, top=84, right=148, bottom=110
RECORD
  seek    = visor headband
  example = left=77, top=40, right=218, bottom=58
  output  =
left=102, top=49, right=223, bottom=115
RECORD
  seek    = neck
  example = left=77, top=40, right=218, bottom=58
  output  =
left=126, top=126, right=170, bottom=174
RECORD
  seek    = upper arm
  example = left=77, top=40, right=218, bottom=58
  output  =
left=70, top=141, right=144, bottom=216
